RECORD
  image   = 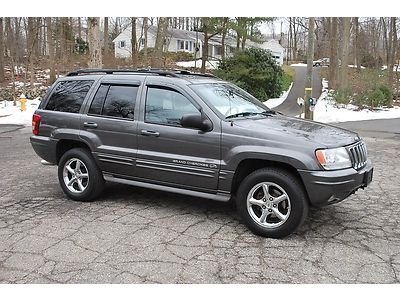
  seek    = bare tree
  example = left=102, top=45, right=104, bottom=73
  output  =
left=46, top=17, right=56, bottom=83
left=354, top=17, right=361, bottom=72
left=388, top=17, right=397, bottom=85
left=221, top=17, right=228, bottom=60
left=78, top=17, right=82, bottom=39
left=152, top=17, right=168, bottom=68
left=0, top=17, right=4, bottom=82
left=131, top=17, right=138, bottom=67
left=305, top=17, right=315, bottom=120
left=143, top=17, right=148, bottom=66
left=339, top=17, right=351, bottom=89
left=329, top=17, right=338, bottom=89
left=104, top=17, right=109, bottom=61
left=88, top=17, right=102, bottom=68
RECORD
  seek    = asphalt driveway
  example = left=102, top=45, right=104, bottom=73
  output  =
left=0, top=126, right=399, bottom=283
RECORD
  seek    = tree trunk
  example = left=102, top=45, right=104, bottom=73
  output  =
left=87, top=17, right=102, bottom=68
left=78, top=17, right=82, bottom=39
left=388, top=17, right=397, bottom=86
left=6, top=18, right=17, bottom=104
left=143, top=17, right=148, bottom=66
left=329, top=17, right=338, bottom=89
left=221, top=17, right=228, bottom=60
left=152, top=17, right=167, bottom=68
left=339, top=17, right=351, bottom=90
left=201, top=17, right=209, bottom=74
left=103, top=17, right=109, bottom=61
left=131, top=17, right=138, bottom=67
left=46, top=17, right=56, bottom=83
left=0, top=18, right=4, bottom=82
left=305, top=17, right=315, bottom=120
left=354, top=17, right=361, bottom=72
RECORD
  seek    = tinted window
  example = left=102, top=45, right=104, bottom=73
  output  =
left=145, top=87, right=199, bottom=126
left=46, top=80, right=94, bottom=113
left=102, top=85, right=138, bottom=119
left=88, top=85, right=109, bottom=115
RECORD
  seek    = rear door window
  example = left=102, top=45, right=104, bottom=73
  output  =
left=88, top=84, right=138, bottom=120
left=46, top=80, right=94, bottom=113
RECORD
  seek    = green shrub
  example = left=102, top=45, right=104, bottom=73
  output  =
left=331, top=88, right=352, bottom=105
left=214, top=47, right=283, bottom=100
left=377, top=84, right=392, bottom=104
left=353, top=85, right=393, bottom=108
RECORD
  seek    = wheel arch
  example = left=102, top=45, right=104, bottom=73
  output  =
left=231, top=158, right=310, bottom=204
left=56, top=139, right=92, bottom=165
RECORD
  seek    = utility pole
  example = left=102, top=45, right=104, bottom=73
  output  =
left=304, top=17, right=315, bottom=120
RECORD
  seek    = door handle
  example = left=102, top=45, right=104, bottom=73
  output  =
left=140, top=130, right=160, bottom=137
left=83, top=122, right=98, bottom=129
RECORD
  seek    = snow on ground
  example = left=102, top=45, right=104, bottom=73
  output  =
left=313, top=78, right=400, bottom=123
left=291, top=63, right=307, bottom=67
left=176, top=59, right=219, bottom=70
left=348, top=64, right=366, bottom=69
left=0, top=98, right=40, bottom=126
left=263, top=82, right=293, bottom=108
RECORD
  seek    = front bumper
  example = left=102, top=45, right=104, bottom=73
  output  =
left=298, top=159, right=373, bottom=207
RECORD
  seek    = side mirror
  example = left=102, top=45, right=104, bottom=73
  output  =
left=180, top=113, right=213, bottom=132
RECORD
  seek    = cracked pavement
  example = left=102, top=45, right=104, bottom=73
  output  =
left=1, top=126, right=400, bottom=283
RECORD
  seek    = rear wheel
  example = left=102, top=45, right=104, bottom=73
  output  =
left=236, top=168, right=309, bottom=238
left=58, top=148, right=104, bottom=202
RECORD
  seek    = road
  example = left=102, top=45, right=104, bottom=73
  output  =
left=1, top=126, right=400, bottom=283
left=337, top=118, right=400, bottom=140
left=274, top=65, right=322, bottom=116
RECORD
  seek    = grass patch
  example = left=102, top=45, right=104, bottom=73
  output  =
left=282, top=65, right=295, bottom=91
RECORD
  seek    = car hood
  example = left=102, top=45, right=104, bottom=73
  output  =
left=232, top=114, right=360, bottom=148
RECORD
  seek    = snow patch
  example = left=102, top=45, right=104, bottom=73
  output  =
left=348, top=64, right=366, bottom=69
left=313, top=78, right=400, bottom=123
left=0, top=98, right=40, bottom=126
left=263, top=82, right=293, bottom=109
left=290, top=63, right=307, bottom=67
left=176, top=59, right=219, bottom=70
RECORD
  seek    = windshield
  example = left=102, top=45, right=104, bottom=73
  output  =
left=190, top=83, right=273, bottom=119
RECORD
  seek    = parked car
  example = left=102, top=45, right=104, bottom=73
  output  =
left=30, top=69, right=373, bottom=238
left=313, top=57, right=330, bottom=67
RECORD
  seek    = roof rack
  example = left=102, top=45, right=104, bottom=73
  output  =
left=66, top=68, right=217, bottom=78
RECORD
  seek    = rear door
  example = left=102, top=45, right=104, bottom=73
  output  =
left=136, top=81, right=221, bottom=192
left=80, top=80, right=142, bottom=177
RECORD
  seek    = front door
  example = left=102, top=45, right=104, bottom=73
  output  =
left=136, top=84, right=220, bottom=192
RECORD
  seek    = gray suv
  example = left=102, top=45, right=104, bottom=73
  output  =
left=30, top=69, right=373, bottom=238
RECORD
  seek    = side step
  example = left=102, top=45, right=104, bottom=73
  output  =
left=41, top=159, right=55, bottom=166
left=104, top=174, right=231, bottom=202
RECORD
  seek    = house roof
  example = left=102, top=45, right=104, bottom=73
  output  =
left=113, top=23, right=238, bottom=47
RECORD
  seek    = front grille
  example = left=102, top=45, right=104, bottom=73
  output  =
left=347, top=141, right=368, bottom=170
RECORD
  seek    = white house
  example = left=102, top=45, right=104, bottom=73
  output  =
left=112, top=24, right=284, bottom=65
left=257, top=40, right=285, bottom=65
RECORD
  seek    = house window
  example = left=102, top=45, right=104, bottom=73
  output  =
left=119, top=41, right=126, bottom=48
left=177, top=40, right=193, bottom=52
left=214, top=45, right=222, bottom=56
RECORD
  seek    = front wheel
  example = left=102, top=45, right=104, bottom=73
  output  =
left=58, top=148, right=104, bottom=202
left=236, top=168, right=309, bottom=238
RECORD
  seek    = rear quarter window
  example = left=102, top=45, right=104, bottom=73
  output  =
left=45, top=80, right=94, bottom=113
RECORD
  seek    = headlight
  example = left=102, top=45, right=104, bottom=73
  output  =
left=315, top=147, right=352, bottom=170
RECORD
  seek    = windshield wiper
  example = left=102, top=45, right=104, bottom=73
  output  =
left=225, top=110, right=275, bottom=119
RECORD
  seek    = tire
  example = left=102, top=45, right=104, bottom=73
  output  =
left=236, top=168, right=309, bottom=238
left=58, top=148, right=104, bottom=202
